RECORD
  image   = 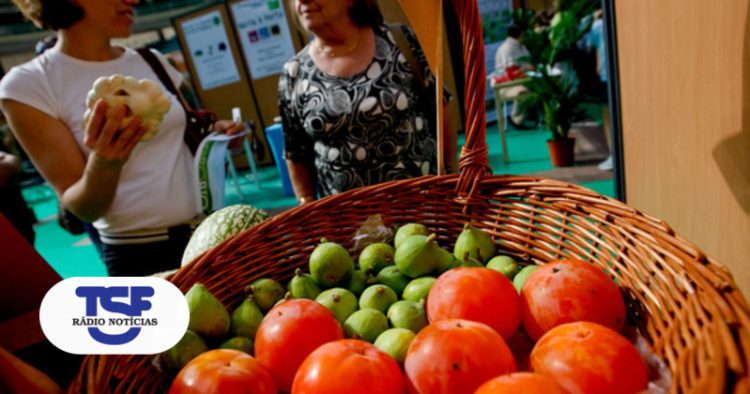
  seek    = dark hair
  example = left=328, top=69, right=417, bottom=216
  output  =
left=506, top=25, right=523, bottom=39
left=12, top=0, right=84, bottom=30
left=349, top=0, right=383, bottom=28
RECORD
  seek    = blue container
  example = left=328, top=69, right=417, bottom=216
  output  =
left=265, top=122, right=294, bottom=196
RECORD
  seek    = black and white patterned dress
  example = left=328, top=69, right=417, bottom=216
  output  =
left=279, top=24, right=446, bottom=197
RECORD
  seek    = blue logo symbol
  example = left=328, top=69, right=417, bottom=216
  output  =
left=75, top=286, right=154, bottom=345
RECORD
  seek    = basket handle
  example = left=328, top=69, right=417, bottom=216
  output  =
left=450, top=0, right=492, bottom=197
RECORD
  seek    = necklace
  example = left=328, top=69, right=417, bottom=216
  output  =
left=314, top=30, right=361, bottom=58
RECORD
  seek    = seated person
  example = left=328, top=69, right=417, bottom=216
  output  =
left=494, top=25, right=534, bottom=130
left=495, top=25, right=531, bottom=72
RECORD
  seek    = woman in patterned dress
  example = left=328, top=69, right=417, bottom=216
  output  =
left=280, top=0, right=455, bottom=203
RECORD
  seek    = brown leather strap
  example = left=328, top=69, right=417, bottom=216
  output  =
left=136, top=47, right=203, bottom=154
left=388, top=24, right=428, bottom=96
left=135, top=48, right=191, bottom=109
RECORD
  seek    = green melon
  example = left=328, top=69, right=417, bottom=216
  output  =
left=182, top=205, right=269, bottom=265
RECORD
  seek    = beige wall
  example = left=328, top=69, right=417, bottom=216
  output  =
left=615, top=0, right=750, bottom=297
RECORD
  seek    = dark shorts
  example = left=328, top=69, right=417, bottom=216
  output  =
left=100, top=225, right=191, bottom=276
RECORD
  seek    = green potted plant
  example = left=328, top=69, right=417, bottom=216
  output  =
left=517, top=0, right=599, bottom=166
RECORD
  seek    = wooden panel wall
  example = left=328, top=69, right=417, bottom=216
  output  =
left=615, top=0, right=750, bottom=297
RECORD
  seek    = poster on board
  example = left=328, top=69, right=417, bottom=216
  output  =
left=181, top=10, right=242, bottom=90
left=230, top=0, right=297, bottom=80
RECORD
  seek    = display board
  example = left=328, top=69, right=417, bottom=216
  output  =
left=227, top=0, right=307, bottom=132
left=180, top=10, right=242, bottom=90
left=173, top=3, right=272, bottom=165
left=230, top=0, right=297, bottom=80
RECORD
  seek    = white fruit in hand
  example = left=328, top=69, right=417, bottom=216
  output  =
left=82, top=74, right=170, bottom=141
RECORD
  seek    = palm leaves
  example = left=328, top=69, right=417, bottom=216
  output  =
left=515, top=0, right=599, bottom=140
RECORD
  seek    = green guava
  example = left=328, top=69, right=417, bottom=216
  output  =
left=161, top=330, right=208, bottom=372
left=315, top=287, right=359, bottom=324
left=435, top=249, right=460, bottom=273
left=343, top=308, right=389, bottom=343
left=230, top=296, right=264, bottom=338
left=288, top=268, right=322, bottom=300
left=375, top=266, right=410, bottom=296
left=453, top=223, right=497, bottom=263
left=346, top=269, right=367, bottom=296
left=359, top=284, right=398, bottom=313
left=513, top=265, right=540, bottom=293
left=185, top=283, right=230, bottom=337
left=374, top=328, right=416, bottom=364
left=219, top=336, right=254, bottom=355
left=459, top=253, right=485, bottom=268
left=402, top=277, right=436, bottom=303
left=358, top=243, right=395, bottom=275
left=387, top=300, right=428, bottom=332
left=248, top=278, right=285, bottom=312
left=487, top=255, right=520, bottom=279
left=395, top=234, right=442, bottom=278
left=394, top=223, right=429, bottom=249
left=309, top=240, right=354, bottom=288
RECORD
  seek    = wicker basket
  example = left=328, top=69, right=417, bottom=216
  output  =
left=70, top=1, right=749, bottom=393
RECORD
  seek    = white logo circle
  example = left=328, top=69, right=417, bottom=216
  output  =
left=39, top=277, right=189, bottom=354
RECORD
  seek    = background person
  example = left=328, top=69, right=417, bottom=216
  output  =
left=494, top=24, right=534, bottom=129
left=494, top=24, right=531, bottom=72
left=280, top=0, right=455, bottom=204
left=586, top=9, right=612, bottom=171
left=0, top=0, right=243, bottom=276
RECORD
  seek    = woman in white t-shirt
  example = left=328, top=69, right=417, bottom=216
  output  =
left=0, top=0, right=243, bottom=276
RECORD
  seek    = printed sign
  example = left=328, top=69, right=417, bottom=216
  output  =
left=181, top=10, right=242, bottom=90
left=39, top=277, right=189, bottom=354
left=231, top=0, right=297, bottom=79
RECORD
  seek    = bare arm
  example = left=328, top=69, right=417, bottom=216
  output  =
left=286, top=160, right=316, bottom=205
left=1, top=99, right=146, bottom=222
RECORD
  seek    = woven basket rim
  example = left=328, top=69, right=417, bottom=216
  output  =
left=70, top=174, right=750, bottom=393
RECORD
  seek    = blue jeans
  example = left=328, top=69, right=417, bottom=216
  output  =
left=101, top=225, right=190, bottom=276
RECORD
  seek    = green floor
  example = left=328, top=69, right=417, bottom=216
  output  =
left=22, top=122, right=614, bottom=278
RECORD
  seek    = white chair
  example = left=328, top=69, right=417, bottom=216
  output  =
left=225, top=124, right=260, bottom=202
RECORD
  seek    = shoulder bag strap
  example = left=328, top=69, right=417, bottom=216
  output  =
left=388, top=24, right=428, bottom=95
left=136, top=47, right=209, bottom=154
left=135, top=47, right=192, bottom=111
